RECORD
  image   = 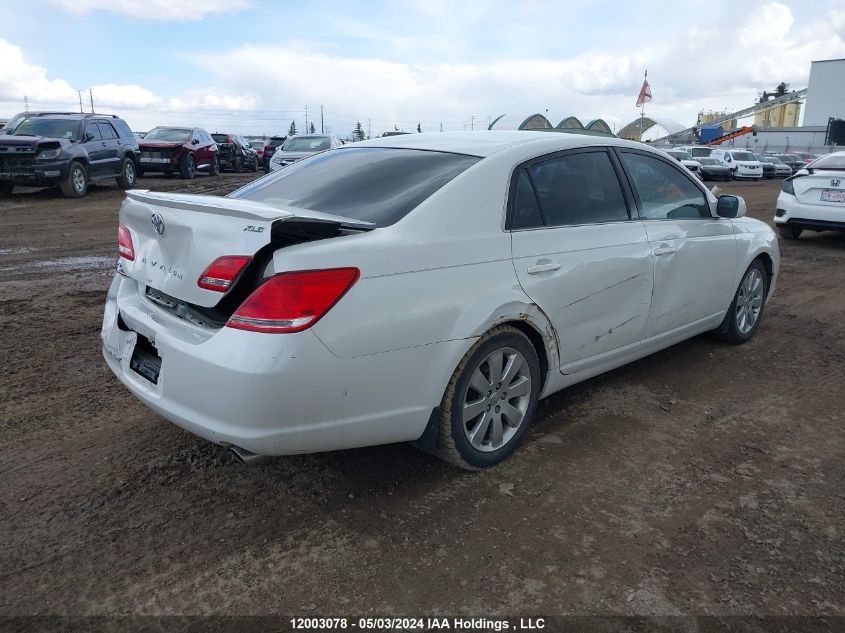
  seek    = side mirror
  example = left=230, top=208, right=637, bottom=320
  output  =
left=192, top=139, right=199, bottom=145
left=85, top=131, right=96, bottom=141
left=716, top=195, right=746, bottom=219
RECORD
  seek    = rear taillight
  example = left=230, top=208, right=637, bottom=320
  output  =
left=227, top=267, right=360, bottom=333
left=782, top=176, right=796, bottom=195
left=118, top=223, right=135, bottom=261
left=197, top=255, right=252, bottom=292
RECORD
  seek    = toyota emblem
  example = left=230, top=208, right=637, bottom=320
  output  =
left=151, top=213, right=165, bottom=236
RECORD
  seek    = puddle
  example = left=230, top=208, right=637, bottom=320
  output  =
left=0, top=246, right=37, bottom=255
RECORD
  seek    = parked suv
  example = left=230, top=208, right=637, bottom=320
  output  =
left=0, top=112, right=139, bottom=198
left=262, top=136, right=287, bottom=173
left=211, top=133, right=259, bottom=172
left=139, top=127, right=219, bottom=179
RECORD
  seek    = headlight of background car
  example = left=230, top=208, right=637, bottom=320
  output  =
left=36, top=148, right=62, bottom=160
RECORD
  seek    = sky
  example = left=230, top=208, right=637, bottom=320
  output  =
left=1, top=0, right=844, bottom=138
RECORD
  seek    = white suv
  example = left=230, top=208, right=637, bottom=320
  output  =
left=709, top=149, right=763, bottom=180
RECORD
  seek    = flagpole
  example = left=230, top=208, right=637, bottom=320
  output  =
left=640, top=69, right=647, bottom=141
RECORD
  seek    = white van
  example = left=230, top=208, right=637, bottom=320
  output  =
left=683, top=145, right=714, bottom=160
left=708, top=149, right=763, bottom=180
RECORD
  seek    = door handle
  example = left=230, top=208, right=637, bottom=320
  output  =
left=527, top=261, right=561, bottom=274
left=653, top=244, right=676, bottom=256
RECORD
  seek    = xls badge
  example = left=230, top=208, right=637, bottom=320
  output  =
left=151, top=212, right=165, bottom=235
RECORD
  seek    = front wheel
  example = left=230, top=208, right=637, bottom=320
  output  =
left=60, top=161, right=88, bottom=198
left=778, top=225, right=802, bottom=240
left=435, top=325, right=542, bottom=469
left=710, top=259, right=769, bottom=345
left=179, top=154, right=196, bottom=179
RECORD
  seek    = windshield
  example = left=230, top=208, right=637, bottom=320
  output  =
left=283, top=136, right=331, bottom=152
left=699, top=158, right=720, bottom=165
left=12, top=118, right=78, bottom=140
left=230, top=147, right=480, bottom=227
left=144, top=128, right=191, bottom=142
left=249, top=140, right=264, bottom=149
left=808, top=153, right=845, bottom=170
left=731, top=152, right=755, bottom=161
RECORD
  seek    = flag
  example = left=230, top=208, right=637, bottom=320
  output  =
left=636, top=79, right=652, bottom=107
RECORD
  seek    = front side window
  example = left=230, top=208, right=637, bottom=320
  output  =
left=619, top=152, right=709, bottom=220
left=230, top=147, right=480, bottom=227
left=85, top=122, right=102, bottom=141
left=524, top=151, right=629, bottom=227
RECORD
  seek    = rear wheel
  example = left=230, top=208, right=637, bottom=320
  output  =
left=60, top=161, right=88, bottom=198
left=0, top=182, right=13, bottom=197
left=179, top=154, right=196, bottom=179
left=436, top=325, right=541, bottom=469
left=233, top=156, right=243, bottom=173
left=116, top=157, right=136, bottom=189
left=778, top=225, right=802, bottom=240
left=209, top=155, right=220, bottom=177
left=710, top=259, right=769, bottom=345
left=251, top=156, right=259, bottom=172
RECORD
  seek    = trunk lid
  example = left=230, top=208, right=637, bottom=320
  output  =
left=118, top=190, right=372, bottom=308
left=793, top=170, right=845, bottom=206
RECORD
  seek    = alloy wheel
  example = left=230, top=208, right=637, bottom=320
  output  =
left=461, top=347, right=531, bottom=452
left=735, top=268, right=764, bottom=335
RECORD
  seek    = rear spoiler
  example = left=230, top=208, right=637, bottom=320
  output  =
left=124, top=189, right=376, bottom=231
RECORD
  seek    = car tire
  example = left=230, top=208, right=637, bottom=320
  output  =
left=778, top=225, right=802, bottom=240
left=0, top=182, right=13, bottom=197
left=136, top=166, right=145, bottom=178
left=60, top=161, right=88, bottom=198
left=116, top=157, right=137, bottom=189
left=251, top=157, right=259, bottom=172
left=209, top=155, right=220, bottom=177
left=233, top=156, right=242, bottom=173
left=179, top=154, right=196, bottom=179
left=710, top=259, right=769, bottom=345
left=436, top=325, right=542, bottom=470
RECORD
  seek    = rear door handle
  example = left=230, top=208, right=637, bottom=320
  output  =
left=654, top=244, right=676, bottom=256
left=527, top=261, right=561, bottom=274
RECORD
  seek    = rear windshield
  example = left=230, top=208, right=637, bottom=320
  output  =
left=211, top=134, right=230, bottom=143
left=230, top=147, right=480, bottom=227
left=283, top=136, right=331, bottom=152
left=808, top=154, right=845, bottom=170
left=144, top=128, right=190, bottom=142
left=688, top=147, right=712, bottom=157
left=12, top=118, right=78, bottom=139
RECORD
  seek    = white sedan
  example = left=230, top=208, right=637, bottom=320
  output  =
left=775, top=151, right=845, bottom=239
left=102, top=132, right=779, bottom=469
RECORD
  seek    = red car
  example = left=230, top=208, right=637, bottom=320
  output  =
left=138, top=127, right=219, bottom=179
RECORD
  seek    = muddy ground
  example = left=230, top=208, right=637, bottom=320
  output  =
left=0, top=173, right=843, bottom=619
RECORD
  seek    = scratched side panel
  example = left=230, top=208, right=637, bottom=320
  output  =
left=511, top=222, right=654, bottom=366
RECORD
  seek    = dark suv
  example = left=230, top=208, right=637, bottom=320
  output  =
left=262, top=136, right=287, bottom=173
left=0, top=112, right=140, bottom=198
left=211, top=133, right=259, bottom=172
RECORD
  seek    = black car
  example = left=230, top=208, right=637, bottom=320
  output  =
left=0, top=112, right=139, bottom=198
left=697, top=157, right=732, bottom=181
left=211, top=133, right=259, bottom=172
left=262, top=136, right=287, bottom=173
left=771, top=154, right=805, bottom=174
left=752, top=154, right=776, bottom=179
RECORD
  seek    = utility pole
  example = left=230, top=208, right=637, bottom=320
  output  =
left=304, top=105, right=308, bottom=135
left=24, top=96, right=30, bottom=112
left=367, top=118, right=371, bottom=140
left=89, top=88, right=94, bottom=113
left=78, top=91, right=84, bottom=113
left=469, top=115, right=475, bottom=131
left=440, top=122, right=443, bottom=132
left=320, top=105, right=324, bottom=134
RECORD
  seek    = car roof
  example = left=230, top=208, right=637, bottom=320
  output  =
left=353, top=131, right=648, bottom=158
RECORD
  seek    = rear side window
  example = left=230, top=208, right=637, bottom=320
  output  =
left=619, top=152, right=709, bottom=220
left=231, top=147, right=480, bottom=227
left=521, top=151, right=629, bottom=227
left=512, top=170, right=543, bottom=229
left=97, top=121, right=117, bottom=139
left=212, top=134, right=229, bottom=143
left=111, top=118, right=134, bottom=139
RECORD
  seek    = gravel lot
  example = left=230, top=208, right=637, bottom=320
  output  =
left=1, top=174, right=843, bottom=618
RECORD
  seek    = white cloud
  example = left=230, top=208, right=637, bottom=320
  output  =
left=0, top=38, right=77, bottom=104
left=49, top=0, right=250, bottom=21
